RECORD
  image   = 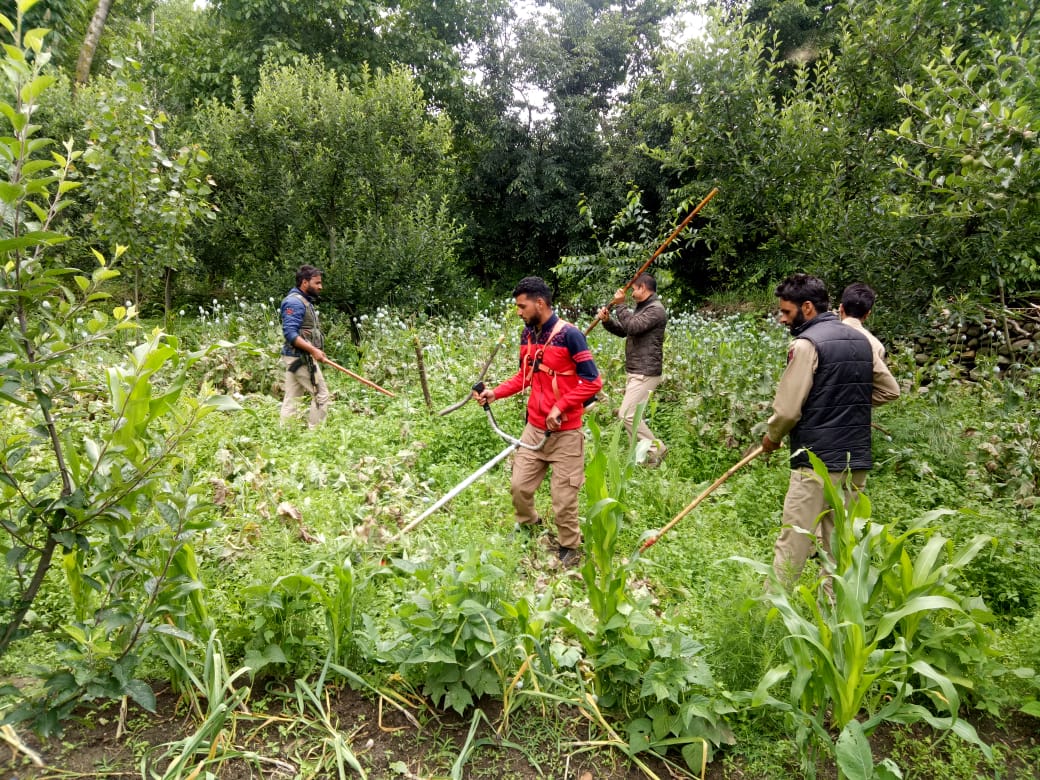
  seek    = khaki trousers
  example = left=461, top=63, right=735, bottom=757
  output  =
left=511, top=423, right=584, bottom=549
left=280, top=355, right=330, bottom=428
left=618, top=373, right=664, bottom=456
left=772, top=467, right=867, bottom=589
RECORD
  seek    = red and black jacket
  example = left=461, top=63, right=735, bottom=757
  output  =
left=493, top=314, right=602, bottom=431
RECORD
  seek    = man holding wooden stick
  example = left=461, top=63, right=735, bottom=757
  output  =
left=597, top=272, right=668, bottom=466
left=761, top=273, right=900, bottom=588
left=279, top=264, right=331, bottom=428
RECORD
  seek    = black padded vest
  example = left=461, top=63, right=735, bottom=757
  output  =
left=789, top=312, right=873, bottom=471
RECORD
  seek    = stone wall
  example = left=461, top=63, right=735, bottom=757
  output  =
left=913, top=305, right=1040, bottom=371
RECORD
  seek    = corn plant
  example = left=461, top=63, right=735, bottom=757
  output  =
left=737, top=453, right=995, bottom=779
left=238, top=554, right=373, bottom=678
left=550, top=417, right=735, bottom=774
left=144, top=631, right=254, bottom=780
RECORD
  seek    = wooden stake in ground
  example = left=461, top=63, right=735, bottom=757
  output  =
left=638, top=444, right=763, bottom=554
left=413, top=334, right=433, bottom=409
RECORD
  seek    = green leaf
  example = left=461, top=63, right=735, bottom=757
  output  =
left=203, top=395, right=242, bottom=412
left=20, top=74, right=54, bottom=104
left=0, top=180, right=23, bottom=204
left=123, top=679, right=156, bottom=712
left=875, top=758, right=904, bottom=779
left=23, top=27, right=49, bottom=54
left=444, top=685, right=473, bottom=714
left=875, top=596, right=963, bottom=641
left=835, top=720, right=874, bottom=780
left=681, top=741, right=708, bottom=774
left=752, top=664, right=791, bottom=706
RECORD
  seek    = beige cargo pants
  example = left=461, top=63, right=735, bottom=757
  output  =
left=772, top=466, right=867, bottom=589
left=510, top=423, right=585, bottom=549
left=618, top=373, right=665, bottom=458
left=280, top=355, right=330, bottom=428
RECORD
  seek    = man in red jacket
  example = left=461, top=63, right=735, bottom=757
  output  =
left=475, top=277, right=603, bottom=568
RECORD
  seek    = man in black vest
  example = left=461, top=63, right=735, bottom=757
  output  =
left=760, top=274, right=899, bottom=588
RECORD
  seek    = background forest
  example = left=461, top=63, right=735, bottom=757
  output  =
left=3, top=0, right=1038, bottom=325
left=1, top=0, right=1040, bottom=778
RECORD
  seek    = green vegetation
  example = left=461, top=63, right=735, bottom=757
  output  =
left=1, top=0, right=1039, bottom=776
left=3, top=283, right=1038, bottom=775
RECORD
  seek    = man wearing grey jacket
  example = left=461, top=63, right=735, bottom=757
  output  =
left=597, top=273, right=668, bottom=465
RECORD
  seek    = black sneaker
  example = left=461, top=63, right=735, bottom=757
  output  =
left=556, top=545, right=582, bottom=569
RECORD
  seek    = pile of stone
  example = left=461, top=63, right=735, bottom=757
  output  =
left=913, top=304, right=1040, bottom=371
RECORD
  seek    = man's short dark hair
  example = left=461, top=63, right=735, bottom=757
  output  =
left=841, top=283, right=876, bottom=319
left=775, top=273, right=829, bottom=312
left=513, top=276, right=553, bottom=305
left=634, top=272, right=657, bottom=292
left=296, top=265, right=323, bottom=287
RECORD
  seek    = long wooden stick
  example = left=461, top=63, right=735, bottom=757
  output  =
left=638, top=444, right=762, bottom=554
left=586, top=186, right=719, bottom=336
left=323, top=358, right=396, bottom=397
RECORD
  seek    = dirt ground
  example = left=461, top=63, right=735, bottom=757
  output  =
left=4, top=684, right=1039, bottom=779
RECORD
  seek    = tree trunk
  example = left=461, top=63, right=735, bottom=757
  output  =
left=75, top=0, right=115, bottom=88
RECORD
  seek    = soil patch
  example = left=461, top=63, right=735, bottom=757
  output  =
left=5, top=686, right=1038, bottom=779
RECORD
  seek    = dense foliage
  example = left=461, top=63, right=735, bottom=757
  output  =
left=4, top=0, right=1033, bottom=323
left=1, top=0, right=1039, bottom=776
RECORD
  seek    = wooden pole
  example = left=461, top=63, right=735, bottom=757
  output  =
left=323, top=359, right=396, bottom=397
left=638, top=444, right=763, bottom=554
left=586, top=186, right=720, bottom=336
left=413, top=334, right=433, bottom=409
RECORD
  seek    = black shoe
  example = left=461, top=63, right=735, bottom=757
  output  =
left=556, top=545, right=582, bottom=569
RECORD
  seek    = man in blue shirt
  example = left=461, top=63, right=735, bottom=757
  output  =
left=280, top=265, right=330, bottom=427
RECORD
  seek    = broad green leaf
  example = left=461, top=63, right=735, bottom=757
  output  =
left=203, top=395, right=242, bottom=412
left=19, top=74, right=54, bottom=104
left=875, top=758, right=904, bottom=779
left=0, top=231, right=66, bottom=252
left=23, top=27, right=50, bottom=54
left=752, top=664, right=791, bottom=706
left=0, top=180, right=23, bottom=204
left=875, top=596, right=963, bottom=641
left=2, top=43, right=25, bottom=63
left=123, top=680, right=156, bottom=713
left=20, top=158, right=53, bottom=176
left=444, top=685, right=473, bottom=714
left=835, top=720, right=873, bottom=780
